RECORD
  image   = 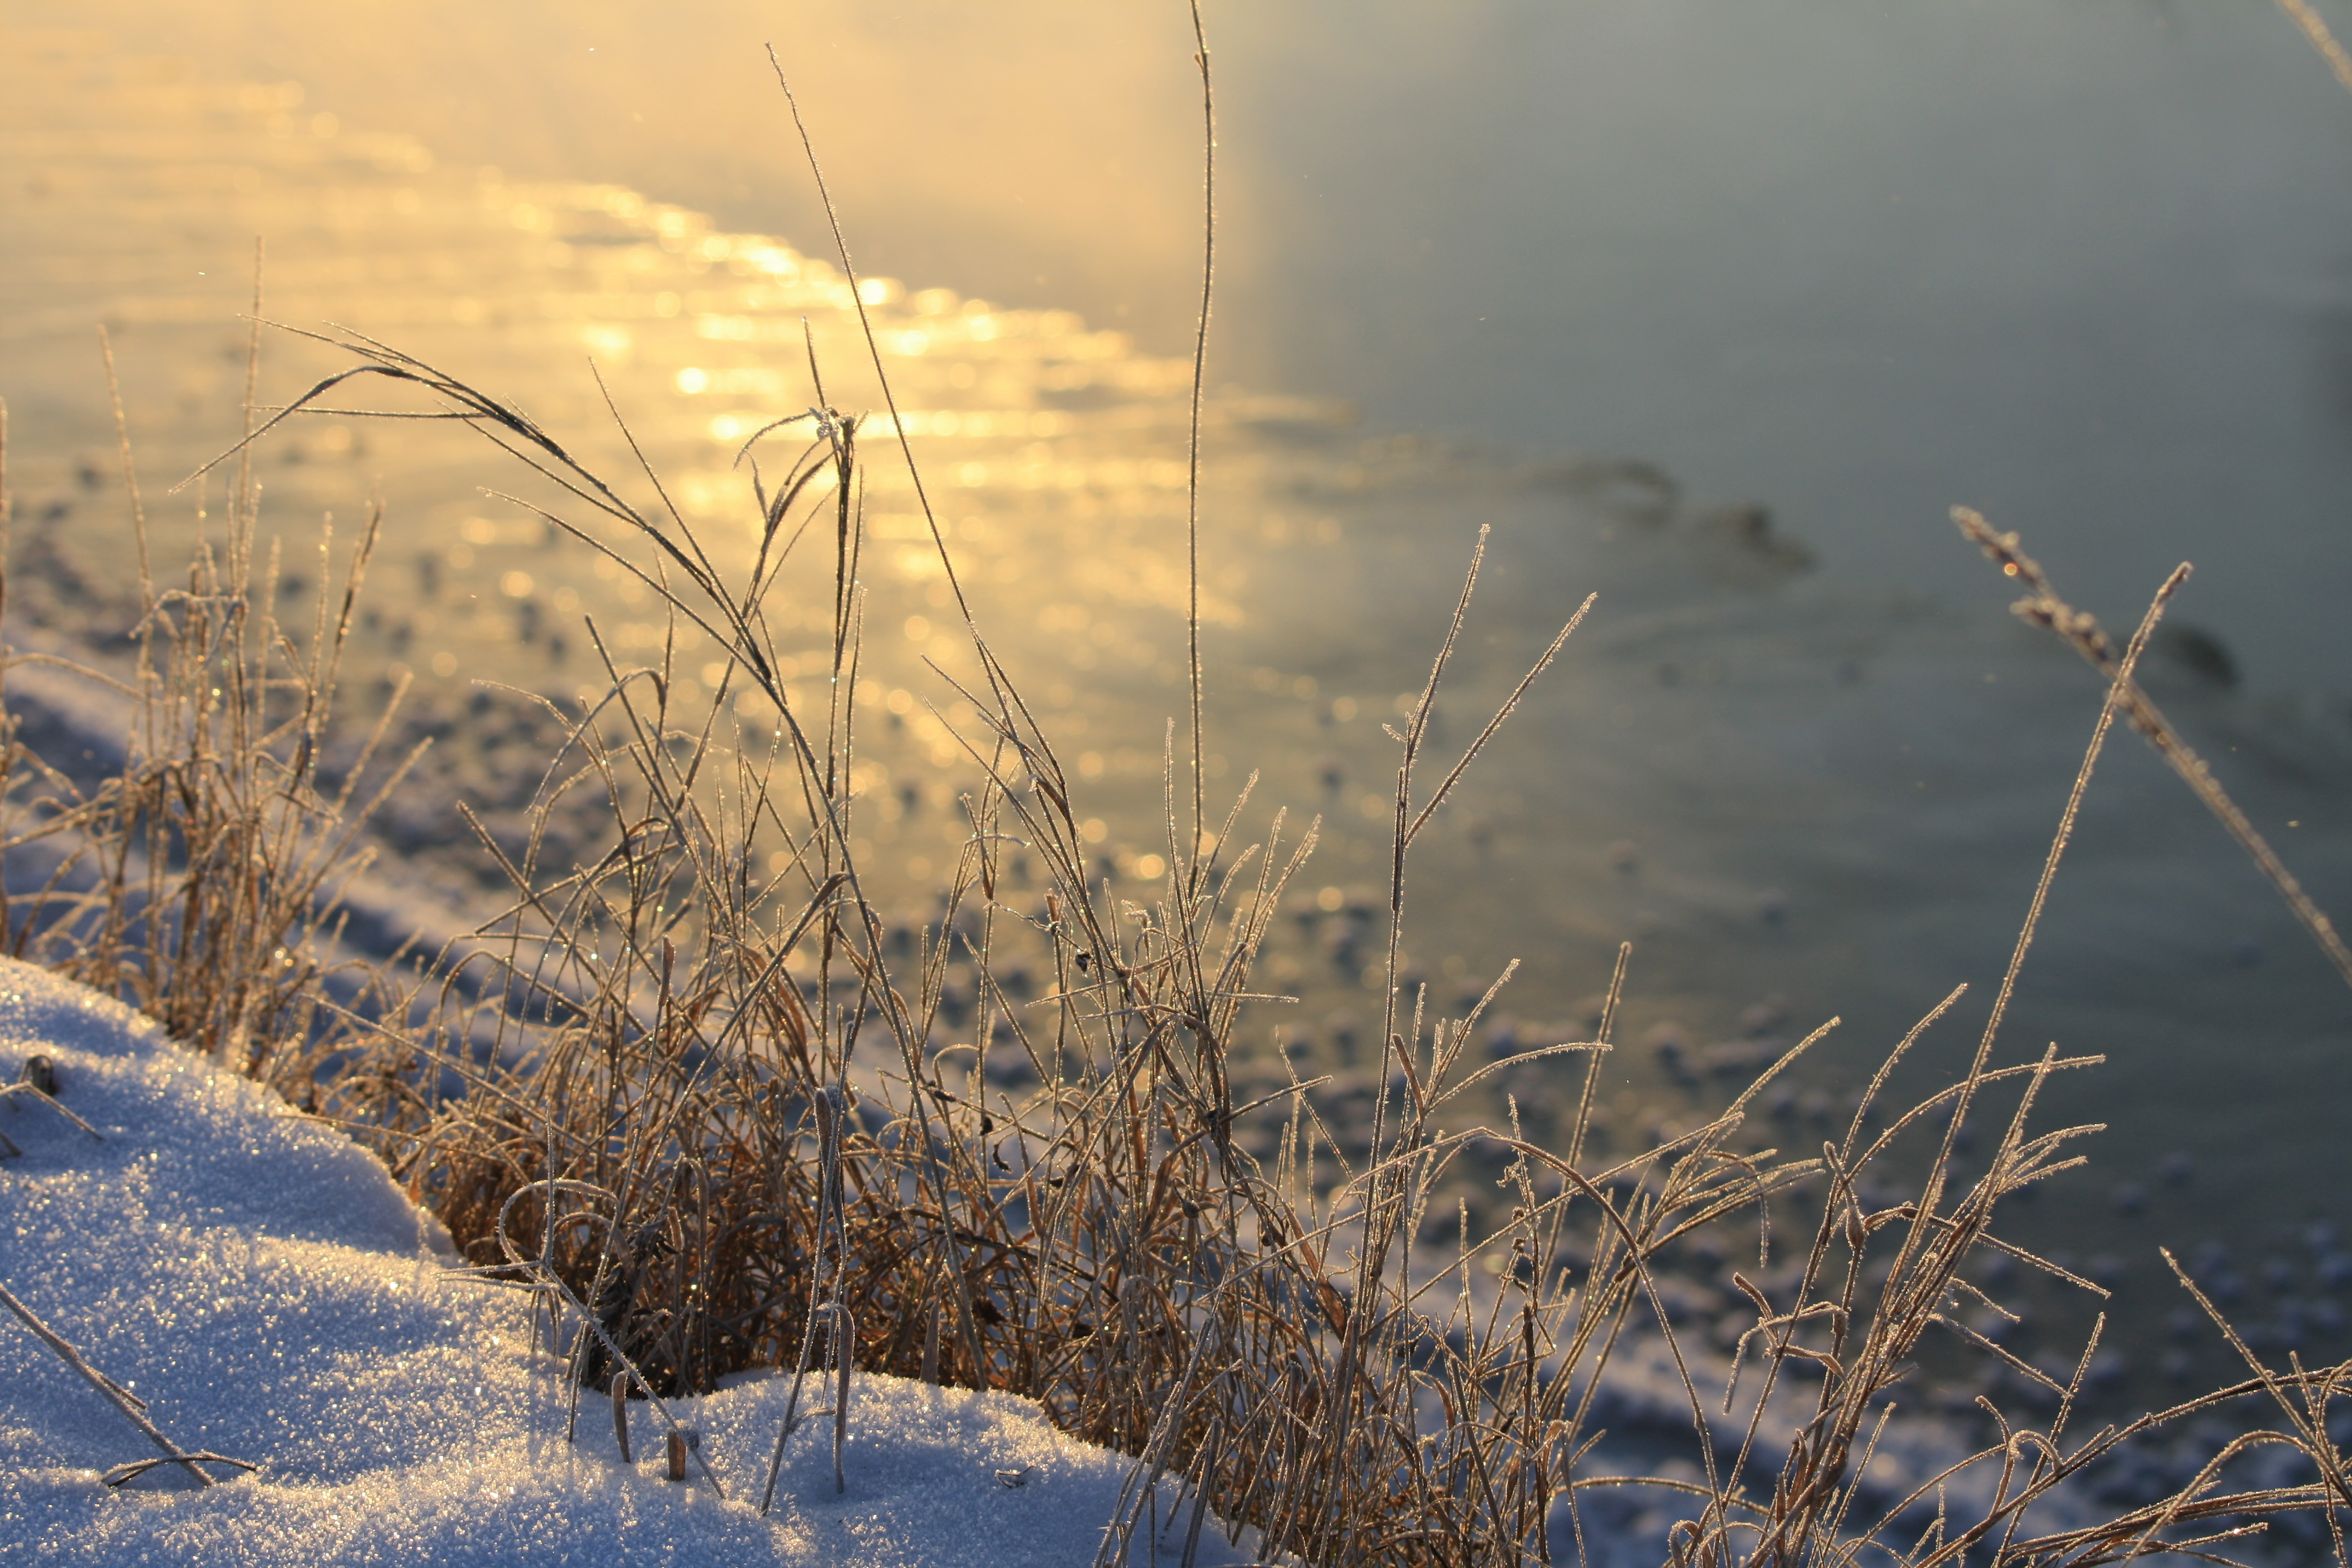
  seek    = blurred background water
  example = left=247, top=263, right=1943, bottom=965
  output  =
left=21, top=0, right=2351, bottom=685
left=6, top=0, right=2352, bottom=1420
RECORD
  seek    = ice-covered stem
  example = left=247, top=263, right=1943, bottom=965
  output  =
left=1954, top=508, right=2352, bottom=991
left=483, top=1178, right=724, bottom=1497
left=0, top=1276, right=255, bottom=1488
left=761, top=1083, right=849, bottom=1513
left=1183, top=0, right=1215, bottom=866
left=1307, top=523, right=1589, bottom=1545
left=2277, top=0, right=2352, bottom=96
left=0, top=1069, right=105, bottom=1155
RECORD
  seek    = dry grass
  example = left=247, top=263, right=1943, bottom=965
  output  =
left=11, top=313, right=2334, bottom=1562
left=0, top=310, right=423, bottom=1107
left=0, top=1276, right=257, bottom=1490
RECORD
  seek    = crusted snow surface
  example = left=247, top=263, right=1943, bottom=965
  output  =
left=0, top=958, right=1253, bottom=1567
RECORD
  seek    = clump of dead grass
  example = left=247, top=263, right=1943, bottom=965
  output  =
left=60, top=308, right=2325, bottom=1565
left=0, top=318, right=423, bottom=1105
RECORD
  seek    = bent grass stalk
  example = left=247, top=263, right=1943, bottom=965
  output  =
left=0, top=1278, right=257, bottom=1489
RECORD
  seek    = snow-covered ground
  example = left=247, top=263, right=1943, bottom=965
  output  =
left=0, top=959, right=1257, bottom=1567
left=0, top=938, right=2235, bottom=1566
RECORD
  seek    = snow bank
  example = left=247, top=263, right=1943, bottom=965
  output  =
left=0, top=959, right=1253, bottom=1567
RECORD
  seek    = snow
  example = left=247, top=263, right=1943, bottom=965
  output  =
left=0, top=958, right=1256, bottom=1567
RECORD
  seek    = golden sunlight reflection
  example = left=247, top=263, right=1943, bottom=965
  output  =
left=8, top=0, right=1220, bottom=350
